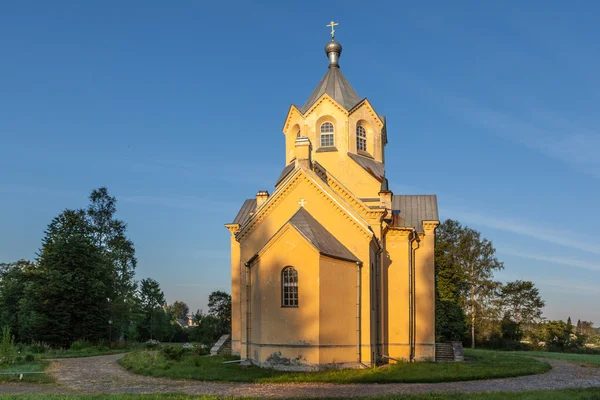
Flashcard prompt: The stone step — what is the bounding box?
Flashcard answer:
[210,334,232,356]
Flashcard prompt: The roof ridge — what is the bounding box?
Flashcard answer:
[300,67,362,113]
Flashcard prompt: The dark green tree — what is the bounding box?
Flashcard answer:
[208,291,231,336]
[500,280,545,325]
[86,187,137,340]
[0,260,33,342]
[435,220,467,341]
[20,210,112,346]
[168,301,190,320]
[138,278,166,340]
[580,321,595,336]
[434,220,503,348]
[189,314,222,346]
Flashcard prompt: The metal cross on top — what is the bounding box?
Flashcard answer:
[326,20,339,39]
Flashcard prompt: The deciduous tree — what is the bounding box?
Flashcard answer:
[500,280,545,325]
[208,291,231,336]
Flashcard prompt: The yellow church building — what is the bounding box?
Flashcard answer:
[225,26,439,370]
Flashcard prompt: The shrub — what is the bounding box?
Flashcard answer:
[145,339,160,350]
[0,326,16,366]
[29,342,51,354]
[16,356,24,362]
[160,345,186,361]
[25,354,35,362]
[70,339,92,351]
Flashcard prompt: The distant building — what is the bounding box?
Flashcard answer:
[174,314,197,328]
[225,26,439,370]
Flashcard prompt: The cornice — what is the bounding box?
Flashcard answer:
[422,220,440,233]
[348,99,384,128]
[282,105,304,133]
[224,223,240,235]
[304,93,348,117]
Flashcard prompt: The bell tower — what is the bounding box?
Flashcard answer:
[281,22,388,200]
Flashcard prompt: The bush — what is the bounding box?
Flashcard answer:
[25,354,35,362]
[160,345,187,361]
[0,326,16,366]
[29,342,51,354]
[15,356,23,362]
[70,339,92,351]
[145,339,160,350]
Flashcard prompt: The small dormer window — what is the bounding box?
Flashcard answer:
[357,124,367,152]
[320,122,335,147]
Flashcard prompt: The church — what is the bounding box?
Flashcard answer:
[225,24,439,370]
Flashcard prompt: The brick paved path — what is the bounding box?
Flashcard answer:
[1,354,599,398]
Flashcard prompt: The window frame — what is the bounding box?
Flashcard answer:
[356,124,367,152]
[281,266,299,308]
[320,122,335,148]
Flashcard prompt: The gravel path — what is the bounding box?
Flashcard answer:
[0,354,599,398]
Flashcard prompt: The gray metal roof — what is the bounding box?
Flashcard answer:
[391,195,439,233]
[300,67,362,113]
[289,208,359,263]
[348,153,385,182]
[232,198,256,226]
[275,162,295,187]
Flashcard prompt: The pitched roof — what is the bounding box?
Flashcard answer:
[232,198,256,226]
[391,195,439,233]
[289,208,359,263]
[348,153,385,182]
[275,162,295,187]
[299,67,362,113]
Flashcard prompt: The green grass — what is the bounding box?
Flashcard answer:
[1,388,600,399]
[37,348,130,359]
[119,348,550,384]
[0,360,53,383]
[504,350,600,367]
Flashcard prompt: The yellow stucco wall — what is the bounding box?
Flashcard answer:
[281,96,384,200]
[384,229,411,361]
[229,92,437,369]
[414,223,438,360]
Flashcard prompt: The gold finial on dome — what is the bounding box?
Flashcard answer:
[325,21,342,68]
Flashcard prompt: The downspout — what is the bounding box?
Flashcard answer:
[244,259,254,362]
[356,261,366,367]
[409,231,417,362]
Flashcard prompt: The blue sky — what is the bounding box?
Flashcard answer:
[1,1,599,323]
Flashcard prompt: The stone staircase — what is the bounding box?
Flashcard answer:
[210,334,232,356]
[435,341,464,362]
[435,343,455,362]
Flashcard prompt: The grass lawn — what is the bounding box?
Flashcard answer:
[1,388,600,399]
[0,360,53,383]
[37,348,130,359]
[119,348,550,384]
[504,350,600,367]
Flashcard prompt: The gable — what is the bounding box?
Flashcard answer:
[248,208,359,265]
[289,208,359,263]
[237,168,372,242]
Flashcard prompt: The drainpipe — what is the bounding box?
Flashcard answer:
[244,260,254,362]
[409,231,419,362]
[356,261,363,366]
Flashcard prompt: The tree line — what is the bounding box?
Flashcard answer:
[0,187,231,348]
[435,219,599,351]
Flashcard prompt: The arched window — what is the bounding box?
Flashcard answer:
[320,122,335,147]
[356,124,367,152]
[282,267,298,307]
